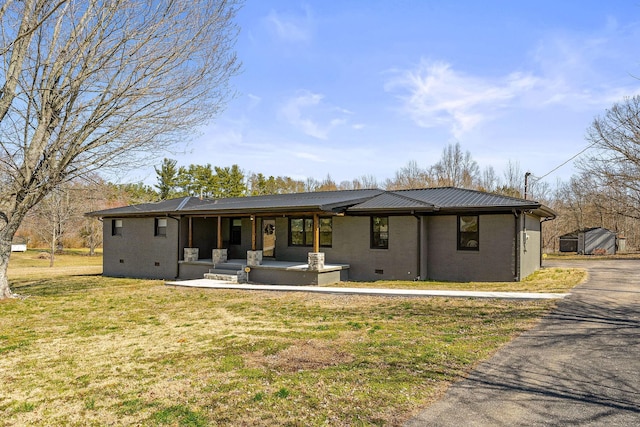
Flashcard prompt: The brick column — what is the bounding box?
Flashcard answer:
[184,248,199,262]
[247,250,263,266]
[212,249,227,265]
[307,252,324,271]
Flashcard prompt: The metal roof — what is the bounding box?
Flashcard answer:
[346,191,435,212]
[394,187,539,208]
[87,187,555,218]
[86,196,210,217]
[87,189,384,217]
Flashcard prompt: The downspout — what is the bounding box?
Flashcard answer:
[513,210,520,281]
[413,213,428,281]
[414,213,421,280]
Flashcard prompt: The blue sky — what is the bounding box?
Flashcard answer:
[132,1,640,189]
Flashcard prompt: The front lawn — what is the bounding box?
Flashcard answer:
[0,253,583,426]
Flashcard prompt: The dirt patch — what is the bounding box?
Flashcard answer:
[247,339,354,372]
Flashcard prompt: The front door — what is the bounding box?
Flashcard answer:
[262,219,276,257]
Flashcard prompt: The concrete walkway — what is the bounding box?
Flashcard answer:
[405,259,640,426]
[165,279,568,300]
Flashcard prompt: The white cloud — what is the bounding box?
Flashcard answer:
[295,151,324,162]
[526,26,640,109]
[246,94,262,110]
[265,8,313,43]
[386,60,539,138]
[279,90,350,139]
[386,22,640,139]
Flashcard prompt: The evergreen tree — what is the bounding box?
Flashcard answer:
[155,158,179,200]
[215,165,246,197]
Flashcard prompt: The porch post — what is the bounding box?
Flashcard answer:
[247,214,262,266]
[308,213,324,271]
[313,213,320,253]
[212,216,227,265]
[188,217,193,248]
[251,215,256,251]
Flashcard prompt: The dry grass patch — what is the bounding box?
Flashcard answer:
[246,338,356,372]
[1,253,566,426]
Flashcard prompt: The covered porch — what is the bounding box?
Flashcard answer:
[178,212,348,285]
[178,258,349,286]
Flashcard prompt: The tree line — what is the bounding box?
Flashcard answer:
[154,142,546,200]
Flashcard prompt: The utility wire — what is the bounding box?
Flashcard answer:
[531,141,598,182]
[531,99,640,182]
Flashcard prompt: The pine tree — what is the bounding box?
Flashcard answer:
[155,158,179,200]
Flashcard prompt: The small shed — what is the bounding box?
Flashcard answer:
[559,227,617,255]
[10,237,27,252]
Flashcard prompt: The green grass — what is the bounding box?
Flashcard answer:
[0,251,585,426]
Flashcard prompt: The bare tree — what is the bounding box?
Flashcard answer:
[577,95,640,219]
[0,0,241,298]
[501,160,524,196]
[31,186,75,266]
[478,165,500,193]
[430,143,479,188]
[384,160,431,190]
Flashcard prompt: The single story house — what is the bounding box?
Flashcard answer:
[87,187,556,284]
[559,227,617,255]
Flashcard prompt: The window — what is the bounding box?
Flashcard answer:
[112,219,123,236]
[289,217,332,247]
[155,218,167,237]
[319,218,332,247]
[458,215,479,251]
[230,218,242,245]
[371,216,388,249]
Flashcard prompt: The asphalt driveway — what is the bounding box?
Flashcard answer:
[405,259,640,426]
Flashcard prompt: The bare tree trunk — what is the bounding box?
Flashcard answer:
[50,219,56,268]
[0,232,14,298]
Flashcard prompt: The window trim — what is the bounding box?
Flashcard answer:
[370,216,389,249]
[457,215,479,251]
[288,216,332,248]
[112,219,123,236]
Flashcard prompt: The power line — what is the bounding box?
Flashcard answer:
[532,97,640,182]
[531,141,598,182]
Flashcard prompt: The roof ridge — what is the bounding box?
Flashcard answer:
[385,190,435,207]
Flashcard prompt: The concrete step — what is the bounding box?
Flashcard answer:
[212,262,244,271]
[203,272,239,283]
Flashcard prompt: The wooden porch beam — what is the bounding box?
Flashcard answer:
[313,213,320,253]
[251,215,256,251]
[217,216,222,249]
[188,217,193,247]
